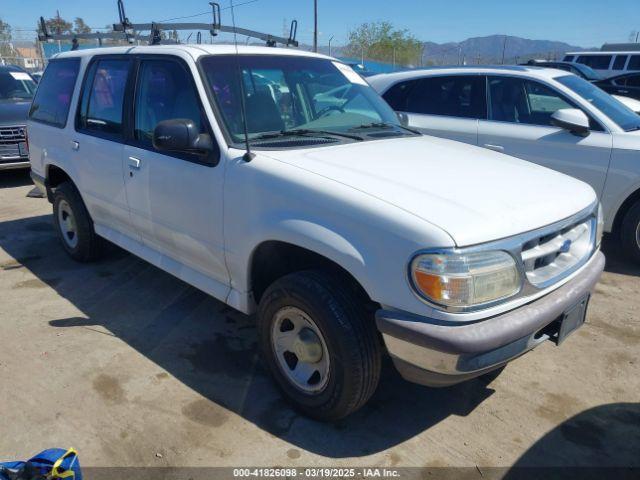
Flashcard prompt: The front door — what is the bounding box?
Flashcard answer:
[478,76,612,197]
[123,56,229,289]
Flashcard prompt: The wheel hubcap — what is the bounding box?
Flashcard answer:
[57,200,78,249]
[271,306,330,393]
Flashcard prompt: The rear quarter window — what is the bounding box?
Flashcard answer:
[29,58,80,128]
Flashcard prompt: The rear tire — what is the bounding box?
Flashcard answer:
[53,182,103,262]
[258,270,381,421]
[620,200,640,263]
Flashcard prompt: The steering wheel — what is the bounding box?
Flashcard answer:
[317,105,345,118]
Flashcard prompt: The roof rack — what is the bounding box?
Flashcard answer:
[38,0,298,48]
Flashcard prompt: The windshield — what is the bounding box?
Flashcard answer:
[0,71,37,100]
[556,75,640,131]
[200,54,409,147]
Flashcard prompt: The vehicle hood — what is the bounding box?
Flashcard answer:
[263,135,596,246]
[0,100,31,126]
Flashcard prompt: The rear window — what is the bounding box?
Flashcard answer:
[576,55,612,70]
[613,55,628,70]
[403,75,487,119]
[29,58,80,128]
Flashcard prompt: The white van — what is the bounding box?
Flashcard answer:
[564,51,640,78]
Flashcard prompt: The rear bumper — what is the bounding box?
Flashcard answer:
[376,250,605,387]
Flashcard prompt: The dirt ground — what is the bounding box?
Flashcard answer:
[0,169,638,471]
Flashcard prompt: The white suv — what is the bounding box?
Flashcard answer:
[369,66,640,262]
[28,46,604,420]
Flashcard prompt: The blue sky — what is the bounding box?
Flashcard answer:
[2,0,637,47]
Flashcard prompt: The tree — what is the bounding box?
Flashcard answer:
[343,21,422,67]
[0,17,13,58]
[0,17,11,42]
[73,17,91,34]
[45,12,72,35]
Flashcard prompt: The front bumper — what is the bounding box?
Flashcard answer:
[0,159,30,171]
[376,250,605,387]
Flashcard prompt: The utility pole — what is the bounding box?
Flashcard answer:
[328,35,334,57]
[501,35,507,64]
[313,0,318,53]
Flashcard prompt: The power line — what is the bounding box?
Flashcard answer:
[158,0,259,23]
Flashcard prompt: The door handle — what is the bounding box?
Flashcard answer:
[128,156,141,169]
[618,90,629,94]
[483,144,504,152]
[71,141,80,151]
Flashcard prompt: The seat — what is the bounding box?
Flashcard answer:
[244,91,285,133]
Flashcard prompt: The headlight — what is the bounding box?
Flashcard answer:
[410,250,521,309]
[596,203,604,247]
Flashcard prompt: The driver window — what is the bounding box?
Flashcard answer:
[134,59,204,146]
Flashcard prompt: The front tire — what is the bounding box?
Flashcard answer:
[258,270,381,421]
[53,182,102,262]
[620,200,640,263]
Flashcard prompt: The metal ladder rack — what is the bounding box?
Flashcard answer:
[37,0,298,49]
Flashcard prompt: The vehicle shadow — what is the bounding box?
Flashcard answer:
[504,403,640,477]
[0,213,495,458]
[600,234,640,276]
[0,169,32,189]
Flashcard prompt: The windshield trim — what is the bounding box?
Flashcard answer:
[196,53,412,151]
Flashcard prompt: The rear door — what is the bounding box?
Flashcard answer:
[478,75,612,196]
[73,56,137,240]
[382,75,485,146]
[122,55,229,290]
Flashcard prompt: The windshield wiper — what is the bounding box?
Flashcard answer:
[350,121,421,135]
[252,128,363,142]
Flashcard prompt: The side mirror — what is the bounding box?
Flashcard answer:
[153,119,213,154]
[551,109,590,136]
[397,112,410,127]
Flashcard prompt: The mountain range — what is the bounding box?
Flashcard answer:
[318,35,594,67]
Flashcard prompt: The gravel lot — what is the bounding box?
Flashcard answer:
[0,169,638,471]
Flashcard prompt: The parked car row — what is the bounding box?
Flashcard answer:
[564,51,640,78]
[24,45,609,420]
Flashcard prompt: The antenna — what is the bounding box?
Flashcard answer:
[229,0,254,162]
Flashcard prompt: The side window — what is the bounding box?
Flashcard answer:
[29,58,80,128]
[628,55,640,70]
[626,75,640,87]
[613,55,628,70]
[577,55,612,70]
[563,55,575,62]
[134,59,206,149]
[382,79,419,111]
[488,76,602,131]
[77,59,130,138]
[404,76,486,119]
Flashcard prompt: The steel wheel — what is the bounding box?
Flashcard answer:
[271,306,330,393]
[57,199,78,249]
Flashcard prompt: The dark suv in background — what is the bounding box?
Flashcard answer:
[0,65,37,171]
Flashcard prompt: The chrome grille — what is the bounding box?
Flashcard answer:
[0,125,27,161]
[521,218,594,287]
